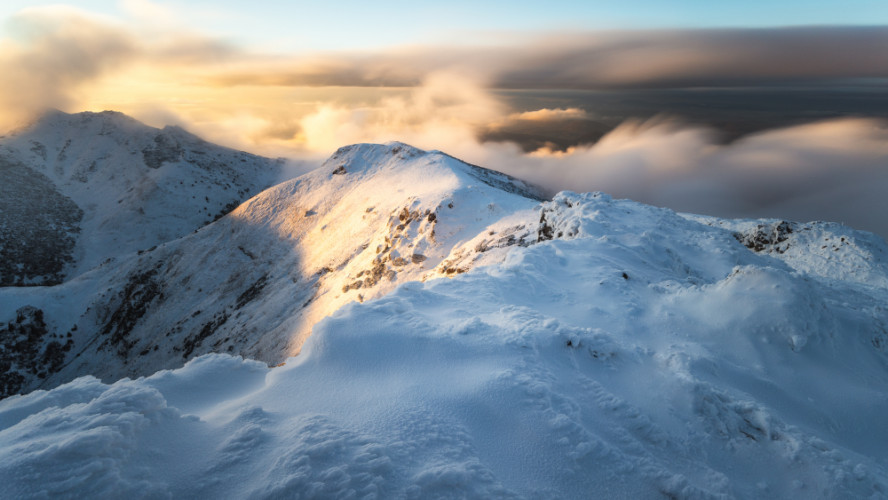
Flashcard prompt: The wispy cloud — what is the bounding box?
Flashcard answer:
[0,6,135,125]
[0,5,238,128]
[293,72,503,153]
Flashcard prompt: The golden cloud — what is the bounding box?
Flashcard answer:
[508,108,590,121]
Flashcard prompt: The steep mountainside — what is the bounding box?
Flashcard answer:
[1,167,887,498]
[0,110,282,285]
[0,142,543,398]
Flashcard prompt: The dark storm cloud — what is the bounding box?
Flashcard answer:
[490,27,888,89]
[204,27,888,89]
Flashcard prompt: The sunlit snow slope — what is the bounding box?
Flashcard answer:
[2,158,888,498]
[0,141,541,398]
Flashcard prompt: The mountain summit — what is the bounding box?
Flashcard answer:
[0,139,545,397]
[1,123,887,498]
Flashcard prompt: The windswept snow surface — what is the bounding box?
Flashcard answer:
[3,190,888,498]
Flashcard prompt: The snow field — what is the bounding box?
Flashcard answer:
[2,185,887,498]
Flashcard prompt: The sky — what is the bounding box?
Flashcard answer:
[2,1,888,237]
[3,1,888,50]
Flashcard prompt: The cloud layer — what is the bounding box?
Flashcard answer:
[2,4,887,239]
[3,5,888,128]
[480,119,888,238]
[197,27,888,89]
[489,28,888,89]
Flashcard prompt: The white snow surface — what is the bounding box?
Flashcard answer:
[2,167,888,498]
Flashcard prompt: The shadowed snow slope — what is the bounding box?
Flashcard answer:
[2,179,888,498]
[0,110,282,285]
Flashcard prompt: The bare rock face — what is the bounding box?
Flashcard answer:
[734,221,795,253]
[0,157,82,286]
[141,132,184,169]
[0,306,71,398]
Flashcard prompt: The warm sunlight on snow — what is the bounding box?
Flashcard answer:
[2,1,888,498]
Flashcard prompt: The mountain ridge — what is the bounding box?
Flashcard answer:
[0,135,886,497]
[0,138,547,398]
[2,131,886,401]
[0,110,283,285]
[1,114,888,497]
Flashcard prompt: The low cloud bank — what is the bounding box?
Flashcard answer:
[482,119,888,239]
[245,76,886,238]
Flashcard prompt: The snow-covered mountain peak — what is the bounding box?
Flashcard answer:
[321,141,544,200]
[327,140,424,164]
[0,140,547,396]
[20,109,148,144]
[0,111,282,285]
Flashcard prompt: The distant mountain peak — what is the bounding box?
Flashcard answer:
[32,109,143,129]
[0,110,283,287]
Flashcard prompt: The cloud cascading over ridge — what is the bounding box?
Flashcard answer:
[0,5,235,129]
[476,118,888,238]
